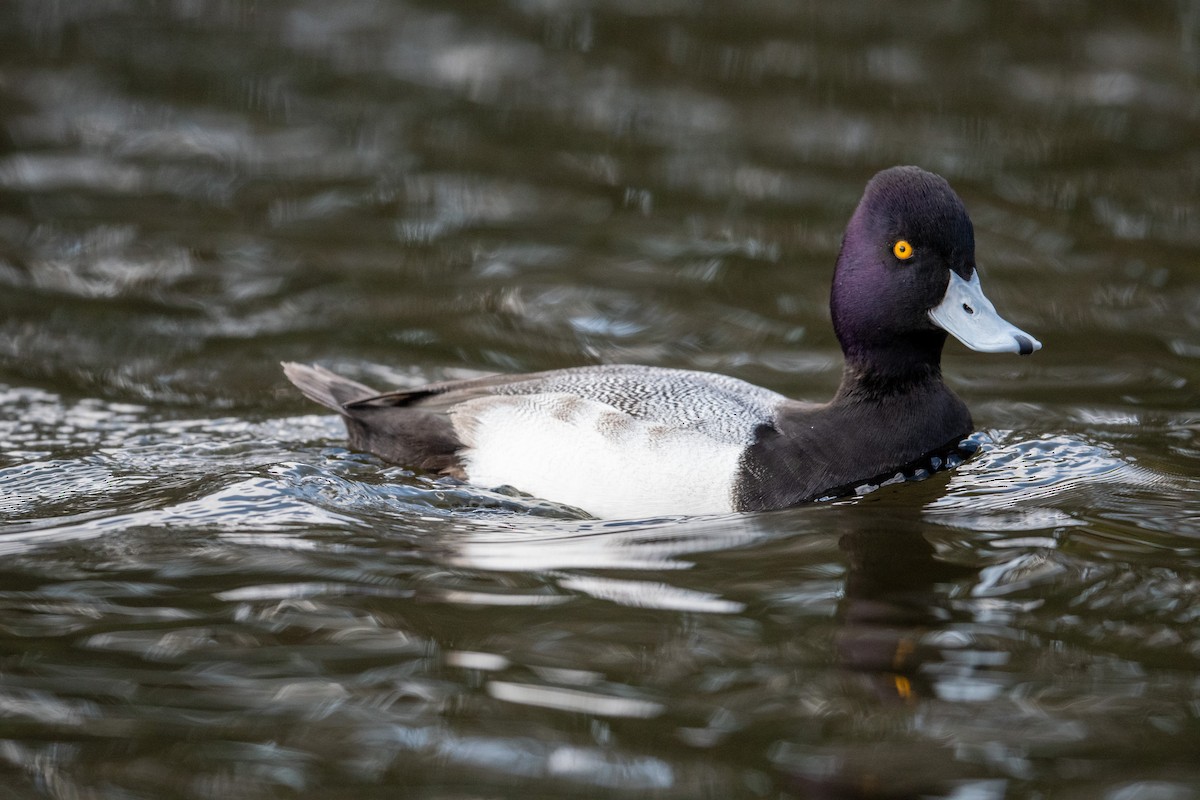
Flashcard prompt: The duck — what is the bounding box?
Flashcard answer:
[284,166,1040,519]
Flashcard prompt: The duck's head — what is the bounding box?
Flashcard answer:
[831,166,1040,374]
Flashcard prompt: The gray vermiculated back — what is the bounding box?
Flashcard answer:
[481,364,785,445]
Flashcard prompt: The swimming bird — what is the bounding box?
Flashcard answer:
[284,166,1040,518]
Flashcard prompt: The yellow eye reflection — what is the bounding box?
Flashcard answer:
[893,239,914,260]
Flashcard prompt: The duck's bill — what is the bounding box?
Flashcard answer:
[929,271,1041,355]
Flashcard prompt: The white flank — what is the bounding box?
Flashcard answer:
[451,393,744,519]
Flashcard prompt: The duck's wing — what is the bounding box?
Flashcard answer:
[341,371,545,414]
[345,363,788,446]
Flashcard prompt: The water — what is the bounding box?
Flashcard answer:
[2,1,1199,797]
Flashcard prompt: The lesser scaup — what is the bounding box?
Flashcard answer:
[284,166,1040,518]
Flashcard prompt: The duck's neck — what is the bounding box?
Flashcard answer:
[834,332,947,403]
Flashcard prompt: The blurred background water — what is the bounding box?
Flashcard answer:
[1,1,1199,798]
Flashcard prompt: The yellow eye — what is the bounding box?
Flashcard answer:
[893,240,914,260]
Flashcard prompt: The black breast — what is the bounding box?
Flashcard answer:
[732,382,973,512]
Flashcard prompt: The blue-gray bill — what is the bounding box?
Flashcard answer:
[928,271,1041,355]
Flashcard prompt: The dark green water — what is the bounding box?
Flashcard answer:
[2,2,1199,798]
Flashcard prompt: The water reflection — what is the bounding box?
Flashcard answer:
[429,501,1034,797]
[438,513,771,572]
[836,524,971,687]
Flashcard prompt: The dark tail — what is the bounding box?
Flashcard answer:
[281,362,378,413]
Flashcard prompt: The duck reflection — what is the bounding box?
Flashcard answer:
[428,487,997,798]
[777,493,990,799]
[834,516,975,704]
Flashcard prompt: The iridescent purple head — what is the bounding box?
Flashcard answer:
[831,167,1039,374]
